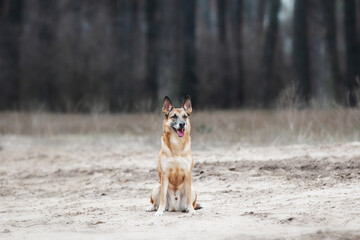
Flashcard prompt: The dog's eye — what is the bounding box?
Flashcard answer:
[171,114,177,119]
[183,115,187,119]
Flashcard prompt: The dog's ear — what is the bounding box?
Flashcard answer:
[182,95,192,115]
[162,96,173,116]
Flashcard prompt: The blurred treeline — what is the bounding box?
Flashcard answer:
[0,0,359,112]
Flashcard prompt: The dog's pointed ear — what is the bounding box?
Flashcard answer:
[182,95,192,115]
[162,96,173,116]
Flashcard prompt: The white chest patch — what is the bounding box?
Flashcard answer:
[163,156,191,173]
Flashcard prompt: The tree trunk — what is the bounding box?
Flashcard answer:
[157,0,180,100]
[37,0,58,110]
[321,0,339,101]
[231,0,245,106]
[344,0,359,107]
[145,0,159,110]
[127,0,139,111]
[307,0,331,105]
[0,0,23,109]
[217,0,232,108]
[357,1,360,50]
[109,0,131,111]
[256,0,266,37]
[181,0,197,105]
[259,0,280,107]
[293,0,311,102]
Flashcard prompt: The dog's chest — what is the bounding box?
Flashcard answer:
[163,156,191,173]
[163,157,191,187]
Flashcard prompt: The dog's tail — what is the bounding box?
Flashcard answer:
[194,203,203,210]
[193,192,203,210]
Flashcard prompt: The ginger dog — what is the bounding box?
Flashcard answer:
[147,96,200,216]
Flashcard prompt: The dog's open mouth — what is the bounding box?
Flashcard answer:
[173,128,185,138]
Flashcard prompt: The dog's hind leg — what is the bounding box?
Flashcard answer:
[146,184,160,212]
[180,184,201,212]
[184,173,196,214]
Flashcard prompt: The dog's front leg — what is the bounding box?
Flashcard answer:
[185,173,196,214]
[155,173,168,216]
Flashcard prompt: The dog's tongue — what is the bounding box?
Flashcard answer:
[177,129,185,137]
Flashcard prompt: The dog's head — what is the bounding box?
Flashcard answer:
[162,96,192,138]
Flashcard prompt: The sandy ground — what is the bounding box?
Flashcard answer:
[1,135,360,240]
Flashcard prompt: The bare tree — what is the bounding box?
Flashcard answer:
[293,0,311,102]
[127,0,139,111]
[344,0,359,107]
[157,0,181,100]
[145,0,159,110]
[259,0,281,106]
[181,0,197,105]
[217,0,232,108]
[321,0,341,101]
[231,0,245,106]
[0,0,23,109]
[256,0,266,36]
[37,0,58,110]
[109,0,132,111]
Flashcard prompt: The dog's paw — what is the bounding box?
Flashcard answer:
[146,206,155,212]
[188,209,197,215]
[154,210,164,216]
[183,207,197,215]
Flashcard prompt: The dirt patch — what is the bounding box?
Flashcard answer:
[0,136,360,239]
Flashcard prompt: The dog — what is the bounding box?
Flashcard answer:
[146,96,201,216]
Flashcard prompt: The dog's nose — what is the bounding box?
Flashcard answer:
[179,123,185,128]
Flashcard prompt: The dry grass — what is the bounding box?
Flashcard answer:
[0,108,359,146]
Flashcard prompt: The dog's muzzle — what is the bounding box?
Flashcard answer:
[175,127,185,137]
